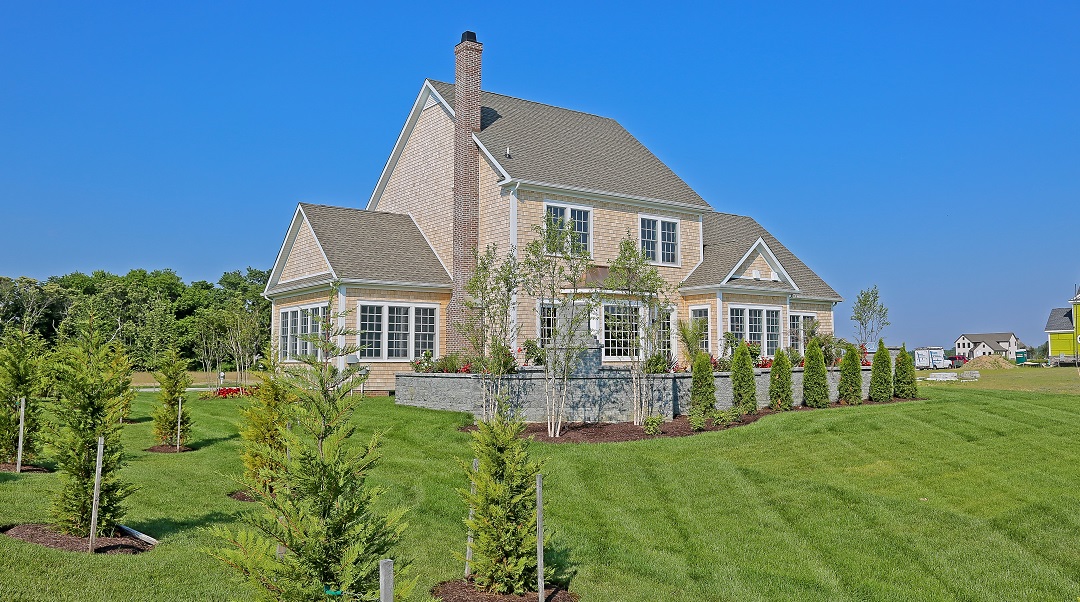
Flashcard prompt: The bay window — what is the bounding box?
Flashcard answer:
[729,305,782,357]
[279,305,328,361]
[358,303,438,360]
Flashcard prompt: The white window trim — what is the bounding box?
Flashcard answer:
[279,301,330,362]
[689,304,711,354]
[356,301,440,362]
[728,303,784,357]
[788,311,816,354]
[638,213,681,267]
[543,200,593,255]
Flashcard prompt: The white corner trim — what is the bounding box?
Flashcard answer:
[509,182,519,255]
[475,133,512,182]
[297,205,338,280]
[407,212,451,280]
[367,80,454,211]
[722,237,800,292]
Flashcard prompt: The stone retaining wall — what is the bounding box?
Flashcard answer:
[395,366,874,422]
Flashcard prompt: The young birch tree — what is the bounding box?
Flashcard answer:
[602,236,671,425]
[851,285,890,350]
[521,216,596,438]
[458,244,521,420]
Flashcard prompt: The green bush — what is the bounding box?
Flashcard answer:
[462,412,544,595]
[523,339,545,366]
[894,344,918,399]
[0,329,46,463]
[240,362,293,492]
[712,355,732,372]
[787,348,803,368]
[152,349,193,446]
[412,350,435,372]
[803,342,829,408]
[869,339,893,402]
[711,407,741,427]
[731,342,756,415]
[688,412,706,431]
[768,349,793,411]
[434,353,463,373]
[486,342,518,376]
[838,346,863,405]
[689,352,715,422]
[643,414,664,435]
[645,351,670,375]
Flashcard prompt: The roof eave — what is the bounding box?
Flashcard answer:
[501,179,711,213]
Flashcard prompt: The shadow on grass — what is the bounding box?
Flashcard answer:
[545,537,578,591]
[190,433,240,450]
[123,416,153,424]
[131,510,238,539]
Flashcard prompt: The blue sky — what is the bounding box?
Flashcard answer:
[1,1,1078,348]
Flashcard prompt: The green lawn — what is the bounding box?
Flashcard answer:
[2,373,1080,601]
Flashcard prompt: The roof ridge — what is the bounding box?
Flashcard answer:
[301,202,410,219]
[428,79,618,122]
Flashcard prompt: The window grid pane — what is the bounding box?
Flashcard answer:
[691,308,709,352]
[571,208,589,251]
[539,304,557,347]
[730,308,745,343]
[289,310,299,359]
[661,221,677,263]
[766,310,780,356]
[414,307,436,356]
[640,218,658,261]
[279,312,289,359]
[359,305,383,358]
[387,306,410,359]
[748,309,763,346]
[604,305,638,358]
[299,311,310,357]
[655,311,672,358]
[789,315,802,351]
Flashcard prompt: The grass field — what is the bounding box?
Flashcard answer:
[2,369,1080,601]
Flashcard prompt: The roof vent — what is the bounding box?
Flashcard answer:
[770,271,779,281]
[752,269,761,280]
[461,31,477,43]
[505,146,511,158]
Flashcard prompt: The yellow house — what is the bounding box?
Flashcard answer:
[1045,291,1080,364]
[264,32,842,392]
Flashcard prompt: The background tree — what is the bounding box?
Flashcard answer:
[152,348,193,447]
[838,345,863,405]
[49,313,135,536]
[803,342,830,408]
[0,328,46,462]
[603,236,671,425]
[869,339,893,402]
[769,349,793,411]
[731,341,757,415]
[894,344,918,399]
[521,216,597,437]
[850,285,890,350]
[461,411,545,595]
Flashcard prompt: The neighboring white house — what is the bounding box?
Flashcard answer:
[954,333,1020,360]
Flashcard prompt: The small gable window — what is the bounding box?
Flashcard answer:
[640,216,678,265]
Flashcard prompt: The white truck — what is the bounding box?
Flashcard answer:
[913,346,950,370]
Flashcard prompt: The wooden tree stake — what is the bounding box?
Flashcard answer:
[379,558,394,602]
[15,397,26,473]
[88,436,104,553]
[536,472,544,602]
[176,393,183,452]
[465,457,478,577]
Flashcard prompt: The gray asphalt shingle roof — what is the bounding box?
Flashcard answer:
[298,203,450,286]
[682,212,841,301]
[428,80,710,209]
[1046,308,1074,332]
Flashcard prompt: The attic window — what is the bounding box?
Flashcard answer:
[770,271,779,282]
[752,270,762,280]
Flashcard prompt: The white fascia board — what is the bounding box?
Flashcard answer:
[475,134,512,182]
[298,205,338,280]
[265,277,337,299]
[407,212,451,281]
[721,237,800,293]
[339,278,453,291]
[367,80,454,211]
[501,179,710,214]
[1046,329,1074,333]
[265,205,308,297]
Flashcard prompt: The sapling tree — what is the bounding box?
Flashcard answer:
[869,339,893,402]
[521,216,597,437]
[50,312,135,536]
[209,287,408,600]
[602,236,671,425]
[461,410,545,595]
[803,341,830,408]
[458,244,521,420]
[239,345,293,492]
[0,328,46,462]
[838,345,863,405]
[152,348,193,447]
[894,344,918,399]
[731,341,756,415]
[769,349,793,411]
[851,285,890,350]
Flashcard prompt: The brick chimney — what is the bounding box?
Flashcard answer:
[448,31,482,353]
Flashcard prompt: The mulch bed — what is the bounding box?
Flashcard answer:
[145,445,194,453]
[433,579,578,602]
[464,397,921,444]
[1,523,153,554]
[228,490,256,502]
[0,463,51,473]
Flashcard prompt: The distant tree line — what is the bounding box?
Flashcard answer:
[0,267,270,374]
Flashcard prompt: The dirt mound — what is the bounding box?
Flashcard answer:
[962,355,1017,370]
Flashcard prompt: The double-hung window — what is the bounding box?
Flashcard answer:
[603,304,639,359]
[690,306,710,353]
[538,303,557,347]
[729,305,782,357]
[789,313,815,354]
[279,305,328,361]
[545,202,591,254]
[653,308,674,359]
[358,303,438,360]
[640,216,678,264]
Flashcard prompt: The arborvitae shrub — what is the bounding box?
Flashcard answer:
[894,344,918,399]
[731,342,756,415]
[50,321,135,536]
[0,329,46,462]
[689,352,715,429]
[152,349,193,446]
[803,342,829,408]
[869,339,893,402]
[463,411,544,595]
[769,349,793,411]
[240,367,292,491]
[838,346,863,405]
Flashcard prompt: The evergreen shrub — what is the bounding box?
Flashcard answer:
[152,349,193,446]
[731,342,756,415]
[869,339,893,402]
[838,345,863,405]
[894,344,918,399]
[0,329,46,462]
[769,349,793,411]
[803,342,830,408]
[689,352,715,428]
